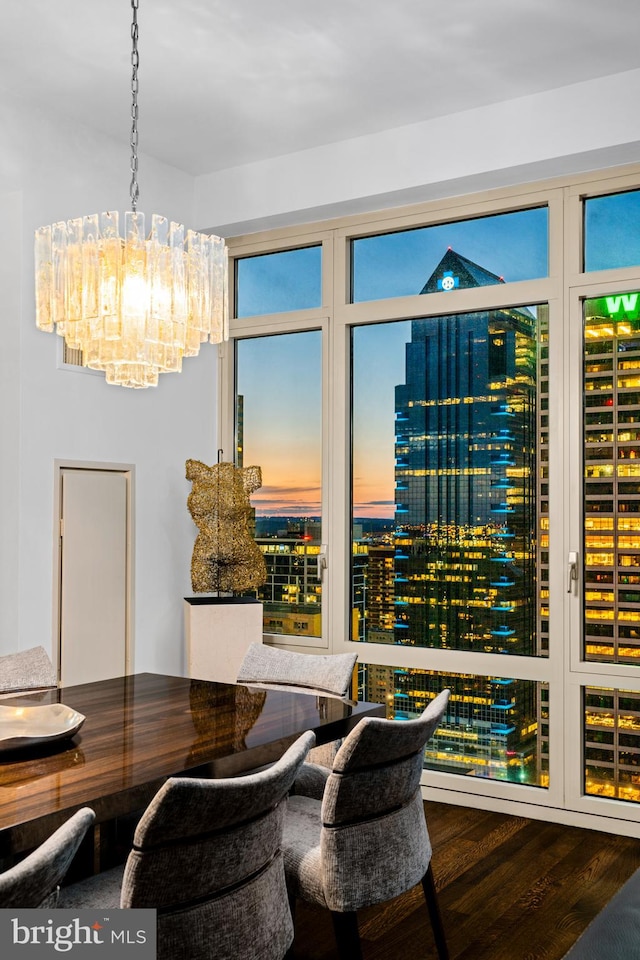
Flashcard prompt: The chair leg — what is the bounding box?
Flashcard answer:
[288,892,297,927]
[284,894,296,958]
[331,910,362,960]
[421,862,449,960]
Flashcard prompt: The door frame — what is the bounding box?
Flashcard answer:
[52,459,135,682]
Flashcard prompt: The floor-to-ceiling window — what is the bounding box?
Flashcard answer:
[222,167,640,834]
[575,187,640,808]
[236,330,323,642]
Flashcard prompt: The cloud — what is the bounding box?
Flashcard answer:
[256,505,321,517]
[257,485,321,496]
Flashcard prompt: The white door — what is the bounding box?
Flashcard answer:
[59,468,129,686]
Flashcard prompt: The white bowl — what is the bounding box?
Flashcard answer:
[0,702,85,752]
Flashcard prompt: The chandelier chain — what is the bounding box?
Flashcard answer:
[130,0,140,211]
[34,0,228,389]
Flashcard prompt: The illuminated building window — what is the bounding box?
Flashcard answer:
[585,685,640,804]
[360,665,547,786]
[585,292,640,665]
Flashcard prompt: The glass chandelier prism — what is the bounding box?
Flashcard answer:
[34,0,228,389]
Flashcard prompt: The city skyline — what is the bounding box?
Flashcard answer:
[246,246,547,784]
[236,189,640,798]
[236,207,549,518]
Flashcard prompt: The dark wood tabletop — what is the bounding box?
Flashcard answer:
[0,672,385,859]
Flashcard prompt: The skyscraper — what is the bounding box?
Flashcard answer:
[361,248,545,782]
[393,249,538,657]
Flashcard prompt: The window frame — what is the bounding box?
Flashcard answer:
[220,230,333,648]
[221,164,640,836]
[561,170,640,822]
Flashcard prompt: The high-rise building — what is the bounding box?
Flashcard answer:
[393,249,538,657]
[359,248,547,783]
[580,294,640,802]
[363,544,395,642]
[256,520,322,637]
[583,294,640,662]
[364,664,543,783]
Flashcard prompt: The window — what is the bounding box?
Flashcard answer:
[235,246,322,318]
[584,190,640,272]
[235,330,323,641]
[352,303,548,661]
[583,292,640,663]
[360,665,548,786]
[223,163,640,831]
[351,207,548,303]
[585,686,640,802]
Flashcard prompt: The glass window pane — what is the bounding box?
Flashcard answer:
[583,292,640,663]
[236,331,322,638]
[351,207,548,303]
[352,294,548,656]
[584,190,640,273]
[235,246,322,318]
[585,685,640,802]
[360,665,548,786]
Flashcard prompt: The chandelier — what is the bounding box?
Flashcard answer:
[34,0,228,388]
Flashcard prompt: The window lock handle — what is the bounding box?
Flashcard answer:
[317,548,327,582]
[567,551,579,593]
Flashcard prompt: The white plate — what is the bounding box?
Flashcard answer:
[0,703,85,752]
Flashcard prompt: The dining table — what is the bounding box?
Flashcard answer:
[0,672,385,867]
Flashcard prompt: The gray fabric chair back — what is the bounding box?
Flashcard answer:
[0,807,95,907]
[237,643,357,699]
[122,729,315,960]
[319,689,450,912]
[0,645,57,694]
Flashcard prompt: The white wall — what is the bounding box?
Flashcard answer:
[0,91,217,675]
[196,68,640,236]
[0,191,22,647]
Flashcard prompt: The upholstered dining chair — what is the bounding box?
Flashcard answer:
[0,807,95,907]
[237,642,358,766]
[0,645,57,696]
[58,730,315,960]
[282,688,451,960]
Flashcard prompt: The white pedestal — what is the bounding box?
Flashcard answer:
[184,596,263,684]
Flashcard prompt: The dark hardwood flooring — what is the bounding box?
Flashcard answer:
[290,800,640,960]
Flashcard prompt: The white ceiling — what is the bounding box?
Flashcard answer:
[3,0,640,177]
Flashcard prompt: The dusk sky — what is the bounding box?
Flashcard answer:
[237,323,413,519]
[237,330,323,517]
[232,196,640,519]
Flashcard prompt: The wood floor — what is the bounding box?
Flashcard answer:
[290,800,640,960]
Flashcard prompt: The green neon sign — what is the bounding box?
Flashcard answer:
[604,293,640,319]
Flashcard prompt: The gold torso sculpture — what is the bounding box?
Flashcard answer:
[186,459,267,594]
